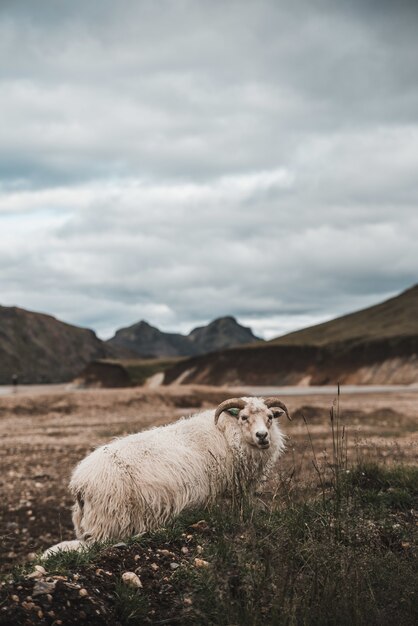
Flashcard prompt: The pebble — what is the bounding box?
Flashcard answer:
[11,595,19,602]
[190,520,209,532]
[183,597,193,606]
[79,588,88,597]
[150,563,159,571]
[158,549,172,557]
[181,546,189,555]
[33,580,57,597]
[170,562,179,570]
[122,572,143,588]
[28,565,47,580]
[194,558,209,568]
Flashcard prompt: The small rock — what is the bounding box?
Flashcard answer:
[22,601,35,611]
[28,564,47,579]
[11,595,19,602]
[79,588,88,597]
[150,563,159,571]
[196,545,203,554]
[170,562,179,570]
[158,549,172,557]
[194,558,209,568]
[37,610,43,619]
[27,553,37,561]
[113,542,127,548]
[184,597,193,606]
[63,582,81,590]
[46,594,53,603]
[190,520,209,532]
[33,580,57,597]
[122,572,143,588]
[181,546,189,555]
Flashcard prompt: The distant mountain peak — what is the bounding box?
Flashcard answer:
[107,315,261,358]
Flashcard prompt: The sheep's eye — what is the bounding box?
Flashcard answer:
[227,408,240,417]
[273,410,284,418]
[241,414,249,421]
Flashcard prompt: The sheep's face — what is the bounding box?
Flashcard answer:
[228,398,284,450]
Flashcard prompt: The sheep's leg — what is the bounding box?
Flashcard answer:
[41,539,86,558]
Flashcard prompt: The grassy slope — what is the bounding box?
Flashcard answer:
[269,284,418,347]
[1,453,417,624]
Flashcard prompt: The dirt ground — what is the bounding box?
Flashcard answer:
[1,384,417,575]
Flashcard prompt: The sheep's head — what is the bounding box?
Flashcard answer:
[214,396,291,450]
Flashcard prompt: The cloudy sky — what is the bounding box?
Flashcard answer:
[1,0,417,339]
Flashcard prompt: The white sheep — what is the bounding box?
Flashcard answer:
[44,396,290,556]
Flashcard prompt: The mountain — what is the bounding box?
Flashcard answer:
[270,284,418,347]
[0,306,113,384]
[107,316,260,358]
[107,321,194,358]
[189,316,259,353]
[163,285,418,386]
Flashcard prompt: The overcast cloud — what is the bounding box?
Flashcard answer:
[1,0,417,339]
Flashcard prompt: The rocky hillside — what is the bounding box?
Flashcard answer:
[0,306,113,384]
[107,316,260,358]
[163,285,418,386]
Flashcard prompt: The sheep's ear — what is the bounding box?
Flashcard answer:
[214,398,246,425]
[227,408,240,417]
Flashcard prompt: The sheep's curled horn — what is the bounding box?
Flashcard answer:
[214,398,246,425]
[214,397,291,425]
[264,397,292,421]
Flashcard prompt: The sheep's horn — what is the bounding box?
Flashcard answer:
[264,397,292,421]
[214,398,246,425]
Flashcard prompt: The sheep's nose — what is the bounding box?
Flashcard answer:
[256,431,268,441]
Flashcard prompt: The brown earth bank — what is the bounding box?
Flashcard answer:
[163,336,418,386]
